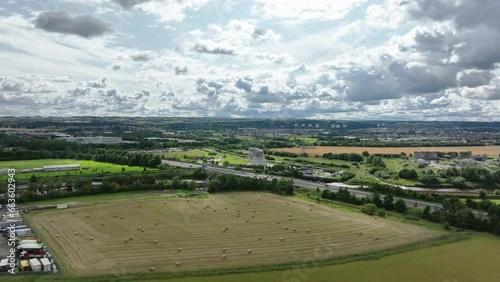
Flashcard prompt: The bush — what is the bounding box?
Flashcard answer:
[361,203,378,215]
[444,222,451,230]
[377,208,386,217]
[398,168,418,180]
[495,190,500,196]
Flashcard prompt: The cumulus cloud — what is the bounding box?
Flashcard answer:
[192,42,236,55]
[130,50,156,61]
[111,0,152,9]
[174,66,188,75]
[33,11,113,38]
[87,77,108,88]
[457,70,494,88]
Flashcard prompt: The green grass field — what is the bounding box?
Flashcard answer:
[163,149,249,165]
[158,236,500,282]
[0,159,145,181]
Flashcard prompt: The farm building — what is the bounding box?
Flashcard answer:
[414,151,439,161]
[42,164,80,172]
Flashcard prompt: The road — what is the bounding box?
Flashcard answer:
[162,160,443,211]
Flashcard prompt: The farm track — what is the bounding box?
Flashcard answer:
[28,192,441,274]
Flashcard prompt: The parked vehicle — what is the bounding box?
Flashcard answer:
[18,243,46,259]
[40,258,51,272]
[29,258,41,272]
[2,225,26,236]
[19,260,29,272]
[0,259,8,272]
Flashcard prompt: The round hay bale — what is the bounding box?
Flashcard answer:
[124,239,128,243]
[284,226,288,230]
[120,216,124,219]
[374,216,378,219]
[247,249,252,254]
[289,218,292,221]
[89,237,94,240]
[293,201,295,203]
[358,231,363,235]
[50,219,54,223]
[225,226,228,230]
[74,232,78,236]
[213,209,216,212]
[222,248,226,252]
[310,204,313,206]
[137,205,141,208]
[155,222,159,225]
[195,201,198,204]
[150,267,154,271]
[257,198,260,201]
[253,209,256,213]
[137,227,141,231]
[280,237,284,241]
[114,215,117,218]
[375,236,379,240]
[237,209,240,212]
[236,214,240,217]
[206,205,210,208]
[258,236,262,240]
[230,195,233,198]
[251,215,254,218]
[287,203,290,205]
[178,248,182,252]
[141,229,145,232]
[225,207,227,210]
[247,202,250,205]
[153,240,158,244]
[307,229,310,233]
[176,262,180,266]
[164,201,166,204]
[293,228,296,232]
[72,212,76,214]
[55,235,59,238]
[246,219,249,223]
[187,200,190,202]
[130,236,134,240]
[222,254,226,259]
[289,214,292,217]
[86,214,90,218]
[101,222,105,226]
[276,220,280,224]
[222,229,226,233]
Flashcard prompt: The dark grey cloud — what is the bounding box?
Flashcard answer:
[1,81,23,92]
[193,43,235,55]
[88,78,107,88]
[235,77,253,93]
[112,0,152,9]
[457,70,494,88]
[160,91,175,101]
[252,28,266,38]
[130,51,155,62]
[33,11,113,38]
[111,64,122,71]
[174,66,188,75]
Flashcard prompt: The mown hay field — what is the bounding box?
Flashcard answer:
[29,192,441,275]
[276,146,500,156]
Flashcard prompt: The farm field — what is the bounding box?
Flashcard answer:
[160,236,500,282]
[276,146,500,156]
[27,192,441,275]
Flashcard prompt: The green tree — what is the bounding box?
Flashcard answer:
[171,176,182,189]
[361,203,378,215]
[422,206,431,220]
[362,151,370,157]
[223,161,230,167]
[372,191,383,208]
[394,199,407,213]
[29,175,38,183]
[383,194,394,210]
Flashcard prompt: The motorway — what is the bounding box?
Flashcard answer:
[162,160,443,211]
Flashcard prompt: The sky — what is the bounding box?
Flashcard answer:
[0,0,499,120]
